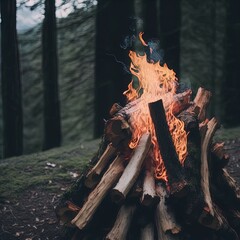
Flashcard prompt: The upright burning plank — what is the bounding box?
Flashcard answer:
[149,99,189,198]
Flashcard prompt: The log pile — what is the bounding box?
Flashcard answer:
[56,87,240,240]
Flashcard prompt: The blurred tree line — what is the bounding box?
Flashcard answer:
[0,0,240,158]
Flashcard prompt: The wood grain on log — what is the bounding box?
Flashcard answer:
[155,183,181,235]
[71,155,125,230]
[140,222,155,240]
[141,156,160,207]
[111,133,152,204]
[109,103,123,116]
[117,90,192,118]
[85,144,117,189]
[193,87,212,122]
[201,117,219,216]
[105,115,132,147]
[106,204,136,240]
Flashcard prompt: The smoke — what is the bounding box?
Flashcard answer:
[121,17,165,65]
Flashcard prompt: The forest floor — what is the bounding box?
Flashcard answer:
[0,127,240,240]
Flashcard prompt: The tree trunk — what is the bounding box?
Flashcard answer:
[42,0,61,150]
[224,0,240,126]
[159,0,181,76]
[94,0,134,137]
[0,0,23,158]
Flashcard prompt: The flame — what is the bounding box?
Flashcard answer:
[124,33,188,181]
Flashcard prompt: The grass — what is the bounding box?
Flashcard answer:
[0,138,100,200]
[214,125,240,141]
[0,125,239,201]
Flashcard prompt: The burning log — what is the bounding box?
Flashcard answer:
[85,143,117,189]
[111,133,152,204]
[71,155,125,230]
[106,204,136,240]
[149,100,189,198]
[117,89,192,119]
[141,155,160,207]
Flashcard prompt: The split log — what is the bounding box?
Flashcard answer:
[105,115,132,147]
[141,155,160,207]
[85,143,117,189]
[201,117,219,216]
[199,117,224,230]
[71,155,125,230]
[149,100,189,198]
[118,89,192,118]
[106,204,136,240]
[111,133,152,204]
[128,174,143,200]
[109,103,123,116]
[193,87,212,122]
[155,183,181,235]
[140,222,155,240]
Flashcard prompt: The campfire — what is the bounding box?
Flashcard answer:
[56,33,240,240]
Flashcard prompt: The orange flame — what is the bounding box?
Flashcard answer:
[124,32,188,181]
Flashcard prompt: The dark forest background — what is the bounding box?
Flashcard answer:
[0,0,240,159]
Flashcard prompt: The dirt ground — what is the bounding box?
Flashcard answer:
[0,138,239,240]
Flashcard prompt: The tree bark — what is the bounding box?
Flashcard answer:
[71,155,125,230]
[94,0,134,137]
[85,144,117,189]
[42,0,61,150]
[141,156,160,207]
[1,0,23,158]
[106,204,136,240]
[193,87,212,122]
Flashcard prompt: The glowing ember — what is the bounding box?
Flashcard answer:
[123,33,188,181]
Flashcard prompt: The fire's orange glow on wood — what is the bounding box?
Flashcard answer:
[124,33,188,181]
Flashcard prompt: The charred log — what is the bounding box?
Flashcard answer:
[149,100,189,198]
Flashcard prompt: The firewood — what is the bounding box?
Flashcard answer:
[105,115,132,147]
[140,222,155,240]
[117,89,192,118]
[141,155,160,207]
[85,143,117,189]
[109,103,123,116]
[111,133,152,204]
[106,204,136,240]
[212,168,240,210]
[71,155,125,230]
[199,117,225,230]
[201,118,219,216]
[128,174,143,200]
[149,100,189,198]
[211,142,230,168]
[155,183,181,235]
[193,87,212,122]
[177,108,206,220]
